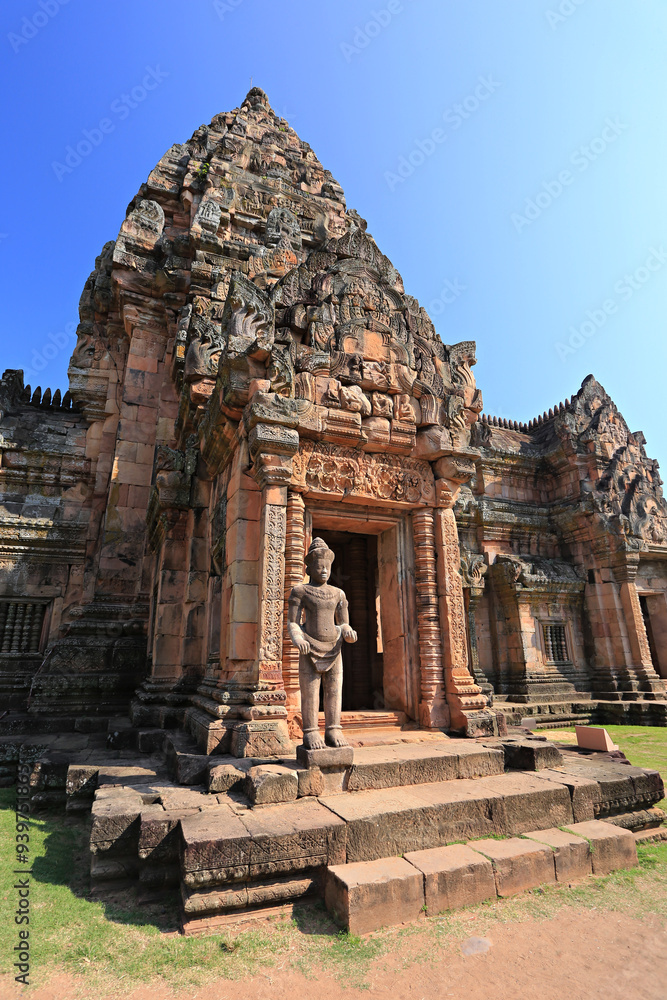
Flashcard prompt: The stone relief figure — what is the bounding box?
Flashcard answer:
[287,537,358,749]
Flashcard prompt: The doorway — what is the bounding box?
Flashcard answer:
[316,529,383,711]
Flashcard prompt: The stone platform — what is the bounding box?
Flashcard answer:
[2,728,663,933]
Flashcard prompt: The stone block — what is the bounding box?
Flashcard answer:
[296,745,353,769]
[325,857,424,934]
[138,806,199,862]
[528,768,602,822]
[208,763,248,794]
[321,780,505,862]
[180,797,346,888]
[522,827,592,881]
[497,737,563,771]
[467,837,556,897]
[565,820,637,875]
[230,721,292,758]
[297,766,324,797]
[476,772,574,833]
[90,788,144,854]
[446,741,505,779]
[404,844,496,914]
[245,764,298,804]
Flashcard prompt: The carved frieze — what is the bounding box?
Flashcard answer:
[292,442,434,506]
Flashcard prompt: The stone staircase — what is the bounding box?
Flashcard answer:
[3,726,664,935]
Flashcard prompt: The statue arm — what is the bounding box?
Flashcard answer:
[336,590,357,644]
[287,590,310,653]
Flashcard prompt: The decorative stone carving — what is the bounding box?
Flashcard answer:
[292,442,435,505]
[287,538,357,749]
[193,198,222,234]
[265,206,302,250]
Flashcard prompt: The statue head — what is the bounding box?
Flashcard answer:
[305,537,335,584]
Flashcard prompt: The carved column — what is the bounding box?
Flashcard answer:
[412,507,449,728]
[434,500,496,735]
[283,490,306,718]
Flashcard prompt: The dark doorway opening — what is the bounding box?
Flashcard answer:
[316,529,383,711]
[639,595,661,674]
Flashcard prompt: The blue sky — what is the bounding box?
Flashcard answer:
[1,0,666,471]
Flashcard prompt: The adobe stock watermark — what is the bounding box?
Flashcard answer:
[213,0,244,21]
[340,0,413,62]
[385,75,501,191]
[511,117,628,234]
[13,756,32,986]
[556,246,667,361]
[8,0,71,54]
[24,322,77,382]
[546,0,588,30]
[427,277,467,317]
[51,65,169,182]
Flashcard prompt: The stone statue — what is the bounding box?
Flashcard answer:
[287,537,358,749]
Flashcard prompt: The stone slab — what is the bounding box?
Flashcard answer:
[467,837,556,897]
[182,874,319,915]
[404,844,496,913]
[522,827,592,881]
[565,820,638,875]
[325,856,424,934]
[527,768,601,821]
[320,779,506,861]
[180,797,346,887]
[296,745,353,770]
[474,773,574,833]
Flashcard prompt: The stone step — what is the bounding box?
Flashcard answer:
[177,769,577,898]
[324,820,638,934]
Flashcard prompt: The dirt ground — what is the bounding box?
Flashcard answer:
[6,908,666,1000]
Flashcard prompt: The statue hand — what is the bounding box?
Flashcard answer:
[341,625,357,643]
[295,636,311,654]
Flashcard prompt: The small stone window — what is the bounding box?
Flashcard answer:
[542,622,570,664]
[0,600,47,655]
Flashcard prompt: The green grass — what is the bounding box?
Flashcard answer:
[1,724,666,995]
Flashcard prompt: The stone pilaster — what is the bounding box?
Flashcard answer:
[282,490,306,719]
[433,504,492,734]
[411,507,449,729]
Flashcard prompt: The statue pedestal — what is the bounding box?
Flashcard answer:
[296,744,354,770]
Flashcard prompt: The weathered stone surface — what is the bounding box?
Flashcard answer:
[528,768,602,822]
[522,827,592,882]
[468,837,556,897]
[245,764,298,804]
[182,874,319,915]
[404,844,496,913]
[321,780,504,862]
[180,798,346,887]
[325,857,424,934]
[495,737,563,771]
[296,745,354,770]
[565,820,638,874]
[90,788,144,854]
[208,763,248,794]
[474,772,574,833]
[297,766,324,797]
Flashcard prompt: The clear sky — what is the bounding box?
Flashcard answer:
[1,0,666,470]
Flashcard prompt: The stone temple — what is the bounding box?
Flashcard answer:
[1,89,665,931]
